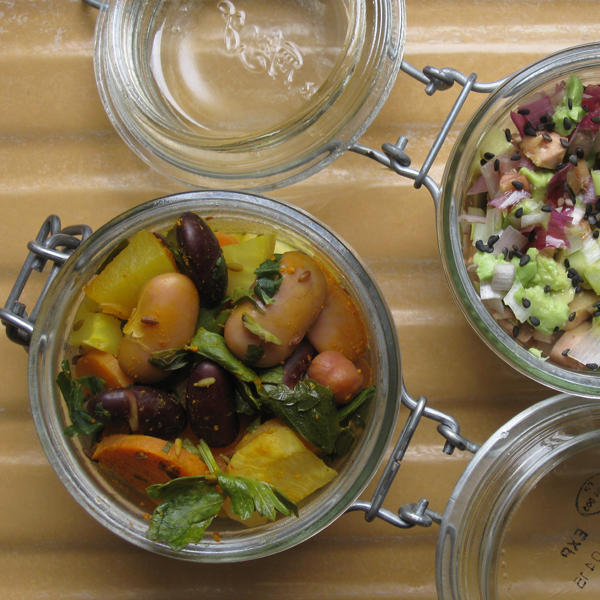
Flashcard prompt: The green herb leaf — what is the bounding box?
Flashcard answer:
[231,288,265,312]
[149,347,190,371]
[217,473,298,521]
[146,477,225,551]
[234,380,261,414]
[211,255,227,282]
[241,313,281,345]
[146,441,298,549]
[260,379,341,454]
[56,359,105,438]
[337,386,375,425]
[253,255,283,306]
[188,328,261,387]
[244,344,265,366]
[196,301,232,334]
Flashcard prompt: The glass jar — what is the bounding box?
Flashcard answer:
[438,43,600,398]
[437,392,600,599]
[24,190,401,561]
[93,0,405,191]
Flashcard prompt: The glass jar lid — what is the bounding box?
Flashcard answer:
[93,0,406,191]
[437,392,600,599]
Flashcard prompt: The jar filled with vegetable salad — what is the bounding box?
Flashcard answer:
[27,191,400,561]
[439,43,600,397]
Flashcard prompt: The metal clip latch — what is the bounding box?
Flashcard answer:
[347,385,479,530]
[0,215,92,347]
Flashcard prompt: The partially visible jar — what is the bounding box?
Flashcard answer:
[27,190,401,561]
[437,392,600,599]
[439,43,600,398]
[93,0,405,191]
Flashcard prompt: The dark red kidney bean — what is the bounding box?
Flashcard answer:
[86,386,187,440]
[176,212,227,307]
[282,339,315,389]
[185,359,239,448]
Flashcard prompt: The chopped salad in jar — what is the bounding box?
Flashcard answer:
[58,211,374,550]
[463,74,600,370]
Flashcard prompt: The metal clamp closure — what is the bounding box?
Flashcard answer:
[351,59,509,209]
[1,215,92,348]
[346,384,480,530]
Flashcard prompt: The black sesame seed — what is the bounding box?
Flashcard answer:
[569,311,577,322]
[592,115,600,124]
[513,250,523,259]
[511,153,522,161]
[564,258,570,268]
[512,326,519,338]
[541,205,552,212]
[544,284,551,293]
[505,128,512,142]
[545,121,556,132]
[512,180,524,190]
[562,348,570,356]
[515,207,524,219]
[519,254,530,267]
[517,108,531,115]
[594,300,600,308]
[555,162,568,171]
[524,122,537,137]
[528,230,537,243]
[563,181,570,192]
[540,114,548,123]
[480,158,487,166]
[569,154,578,166]
[554,326,560,333]
[488,234,500,246]
[494,158,500,172]
[529,316,541,327]
[576,285,582,293]
[542,132,552,142]
[560,138,569,148]
[484,245,494,254]
[522,297,531,308]
[512,244,519,251]
[568,97,573,110]
[594,230,600,239]
[483,152,495,160]
[537,122,546,131]
[569,188,577,202]
[577,148,585,159]
[586,363,599,371]
[563,116,572,131]
[586,203,594,215]
[475,240,485,252]
[595,309,600,318]
[583,105,590,113]
[502,247,509,259]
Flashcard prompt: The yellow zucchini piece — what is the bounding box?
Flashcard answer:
[84,230,177,320]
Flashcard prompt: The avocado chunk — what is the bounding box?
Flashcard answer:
[513,285,570,336]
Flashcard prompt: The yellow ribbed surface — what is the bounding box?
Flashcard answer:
[0,1,594,598]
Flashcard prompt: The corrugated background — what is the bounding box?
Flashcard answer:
[1,1,598,598]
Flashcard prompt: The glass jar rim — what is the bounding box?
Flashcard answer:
[93,0,406,191]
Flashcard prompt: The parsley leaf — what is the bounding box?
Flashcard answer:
[146,477,225,550]
[260,379,341,454]
[252,255,282,306]
[241,312,281,345]
[56,359,105,438]
[146,440,298,550]
[188,328,261,387]
[149,347,190,371]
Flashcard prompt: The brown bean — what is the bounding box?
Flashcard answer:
[224,251,327,368]
[185,359,239,448]
[307,274,368,362]
[86,386,187,439]
[117,273,199,383]
[307,350,364,405]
